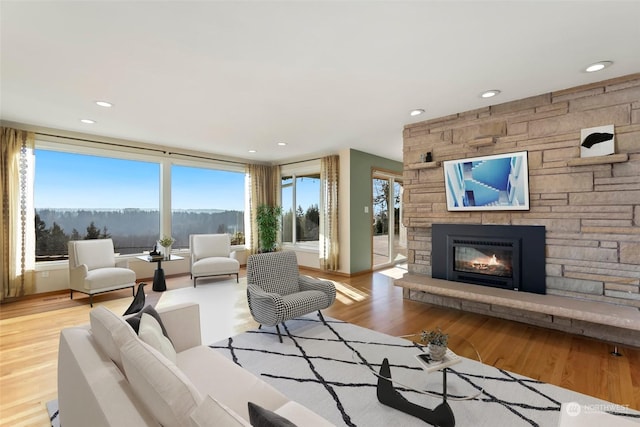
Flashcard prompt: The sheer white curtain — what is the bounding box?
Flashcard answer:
[320,155,339,271]
[246,164,280,254]
[1,127,35,300]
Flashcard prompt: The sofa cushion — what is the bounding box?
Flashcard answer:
[139,313,177,363]
[89,305,137,371]
[192,257,240,276]
[192,234,230,259]
[84,267,135,290]
[121,338,202,427]
[273,401,335,427]
[126,305,172,344]
[189,395,250,427]
[248,402,297,427]
[176,346,289,421]
[73,239,116,270]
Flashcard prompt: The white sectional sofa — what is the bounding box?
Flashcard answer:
[57,302,333,427]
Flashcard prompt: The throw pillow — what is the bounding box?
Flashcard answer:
[247,402,298,427]
[121,338,202,427]
[189,395,250,427]
[139,312,177,363]
[126,305,172,342]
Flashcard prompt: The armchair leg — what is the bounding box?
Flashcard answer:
[89,294,93,308]
[235,273,239,283]
[318,311,327,325]
[70,289,73,300]
[193,277,197,288]
[275,324,283,343]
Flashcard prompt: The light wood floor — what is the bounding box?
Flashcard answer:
[1,267,638,426]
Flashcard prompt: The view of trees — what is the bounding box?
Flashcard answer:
[282,204,320,242]
[35,208,244,261]
[372,179,400,235]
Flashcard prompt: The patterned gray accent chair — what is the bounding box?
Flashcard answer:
[247,251,336,342]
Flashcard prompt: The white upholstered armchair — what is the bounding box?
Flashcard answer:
[247,251,336,342]
[68,239,136,306]
[189,234,240,286]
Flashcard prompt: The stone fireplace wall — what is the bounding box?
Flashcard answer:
[403,73,640,308]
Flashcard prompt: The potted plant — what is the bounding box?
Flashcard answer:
[158,235,175,260]
[230,231,245,246]
[420,327,449,361]
[256,204,282,253]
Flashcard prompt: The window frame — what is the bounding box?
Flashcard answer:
[170,159,246,250]
[280,160,321,252]
[33,137,247,262]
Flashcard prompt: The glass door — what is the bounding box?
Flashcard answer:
[372,171,406,269]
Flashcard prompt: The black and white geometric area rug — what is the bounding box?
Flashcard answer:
[46,399,60,427]
[210,316,640,427]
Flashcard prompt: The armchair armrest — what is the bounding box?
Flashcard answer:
[68,264,88,290]
[247,283,284,326]
[157,303,202,352]
[299,276,337,305]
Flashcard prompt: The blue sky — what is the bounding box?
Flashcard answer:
[34,150,318,211]
[35,150,245,210]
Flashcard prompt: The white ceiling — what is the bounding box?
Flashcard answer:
[2,1,639,163]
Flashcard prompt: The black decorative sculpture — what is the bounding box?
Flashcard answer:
[376,358,455,427]
[581,132,613,149]
[123,283,146,316]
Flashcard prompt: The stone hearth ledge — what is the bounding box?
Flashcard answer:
[396,274,640,346]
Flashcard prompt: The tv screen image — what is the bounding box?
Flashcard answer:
[443,151,530,211]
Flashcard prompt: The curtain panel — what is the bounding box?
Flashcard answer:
[320,155,339,271]
[246,164,280,254]
[1,127,35,301]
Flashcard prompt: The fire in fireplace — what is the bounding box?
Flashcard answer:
[432,224,545,294]
[454,244,513,278]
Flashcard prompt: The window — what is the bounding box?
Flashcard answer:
[33,143,247,262]
[34,149,160,259]
[281,173,320,245]
[171,165,245,249]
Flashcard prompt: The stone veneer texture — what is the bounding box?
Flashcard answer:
[403,73,640,309]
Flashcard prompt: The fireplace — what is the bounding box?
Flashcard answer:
[432,224,545,294]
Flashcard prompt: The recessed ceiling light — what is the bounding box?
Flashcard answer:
[585,61,613,73]
[95,101,113,107]
[410,109,425,116]
[277,142,287,146]
[481,90,501,99]
[80,119,95,124]
[248,149,257,153]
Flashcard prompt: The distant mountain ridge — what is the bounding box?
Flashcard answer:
[35,208,244,255]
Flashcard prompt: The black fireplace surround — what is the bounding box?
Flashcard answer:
[432,224,546,294]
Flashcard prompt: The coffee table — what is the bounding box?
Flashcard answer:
[136,254,184,292]
[352,333,486,426]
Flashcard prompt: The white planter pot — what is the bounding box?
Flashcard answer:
[429,343,447,361]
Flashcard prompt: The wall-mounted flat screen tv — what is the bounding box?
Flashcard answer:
[443,151,530,211]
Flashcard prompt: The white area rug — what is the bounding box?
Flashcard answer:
[210,316,640,427]
[157,277,249,344]
[46,400,60,427]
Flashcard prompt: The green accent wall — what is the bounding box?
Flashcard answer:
[349,149,402,273]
